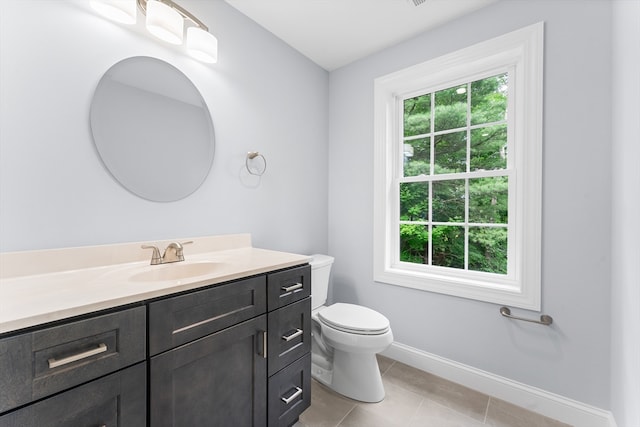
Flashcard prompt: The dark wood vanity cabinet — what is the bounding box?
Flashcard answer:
[0,264,311,427]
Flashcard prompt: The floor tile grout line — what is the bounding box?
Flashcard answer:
[380,359,395,377]
[335,403,358,427]
[405,396,427,426]
[484,396,491,424]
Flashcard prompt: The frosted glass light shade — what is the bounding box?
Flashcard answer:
[187,27,218,63]
[146,0,183,45]
[90,0,136,24]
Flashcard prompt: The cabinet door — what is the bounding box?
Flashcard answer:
[268,353,311,427]
[267,297,311,377]
[150,315,268,427]
[0,362,146,427]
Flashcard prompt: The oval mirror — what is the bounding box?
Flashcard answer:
[90,56,214,202]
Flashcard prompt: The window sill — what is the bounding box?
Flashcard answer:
[374,265,540,310]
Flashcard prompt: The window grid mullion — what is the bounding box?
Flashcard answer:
[396,95,404,266]
[399,168,513,184]
[403,119,507,142]
[428,91,435,266]
[400,221,508,227]
[464,82,471,271]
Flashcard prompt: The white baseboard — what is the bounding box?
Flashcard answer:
[382,342,615,427]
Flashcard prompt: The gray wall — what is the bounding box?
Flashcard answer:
[611,1,640,425]
[328,0,612,407]
[0,0,329,255]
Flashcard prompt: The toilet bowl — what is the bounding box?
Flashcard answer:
[309,255,393,403]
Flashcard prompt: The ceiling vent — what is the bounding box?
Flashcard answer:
[409,0,427,6]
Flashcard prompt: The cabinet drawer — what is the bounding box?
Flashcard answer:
[0,306,146,413]
[0,362,146,427]
[267,265,310,311]
[267,297,311,377]
[149,275,267,355]
[268,353,311,427]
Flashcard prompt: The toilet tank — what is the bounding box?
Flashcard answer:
[309,254,334,310]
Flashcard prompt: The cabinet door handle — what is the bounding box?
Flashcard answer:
[48,343,107,369]
[281,283,303,293]
[260,330,268,359]
[281,387,303,404]
[281,328,303,342]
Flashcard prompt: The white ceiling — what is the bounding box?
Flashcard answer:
[224,0,498,71]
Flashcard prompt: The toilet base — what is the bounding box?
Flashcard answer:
[311,349,385,403]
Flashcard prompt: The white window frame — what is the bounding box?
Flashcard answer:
[373,23,544,310]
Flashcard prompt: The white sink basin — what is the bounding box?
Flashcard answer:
[129,261,222,282]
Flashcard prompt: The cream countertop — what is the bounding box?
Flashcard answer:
[0,234,310,335]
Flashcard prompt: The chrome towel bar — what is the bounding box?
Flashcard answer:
[500,307,553,326]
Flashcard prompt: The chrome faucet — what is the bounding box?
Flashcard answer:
[142,241,193,265]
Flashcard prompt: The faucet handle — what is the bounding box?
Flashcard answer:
[175,241,193,261]
[141,245,161,265]
[163,241,193,263]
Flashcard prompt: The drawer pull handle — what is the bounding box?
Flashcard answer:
[282,329,303,342]
[281,283,303,293]
[48,343,107,369]
[281,387,303,404]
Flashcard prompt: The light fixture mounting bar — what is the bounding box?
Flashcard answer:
[137,0,209,31]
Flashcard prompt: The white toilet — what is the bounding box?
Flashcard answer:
[309,254,393,403]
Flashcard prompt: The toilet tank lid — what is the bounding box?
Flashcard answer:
[309,254,334,268]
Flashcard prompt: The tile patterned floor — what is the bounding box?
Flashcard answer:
[295,356,571,427]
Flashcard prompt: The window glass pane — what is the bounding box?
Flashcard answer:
[432,225,464,269]
[433,179,465,222]
[471,73,508,126]
[468,227,508,274]
[469,177,508,224]
[434,131,466,174]
[470,124,507,171]
[400,182,429,221]
[404,94,431,137]
[403,138,430,176]
[400,224,428,264]
[434,85,467,132]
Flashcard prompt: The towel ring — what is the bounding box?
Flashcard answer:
[246,152,267,176]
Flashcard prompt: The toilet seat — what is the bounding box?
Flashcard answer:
[318,303,390,335]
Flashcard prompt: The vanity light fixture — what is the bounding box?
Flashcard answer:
[145,0,184,45]
[91,0,218,64]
